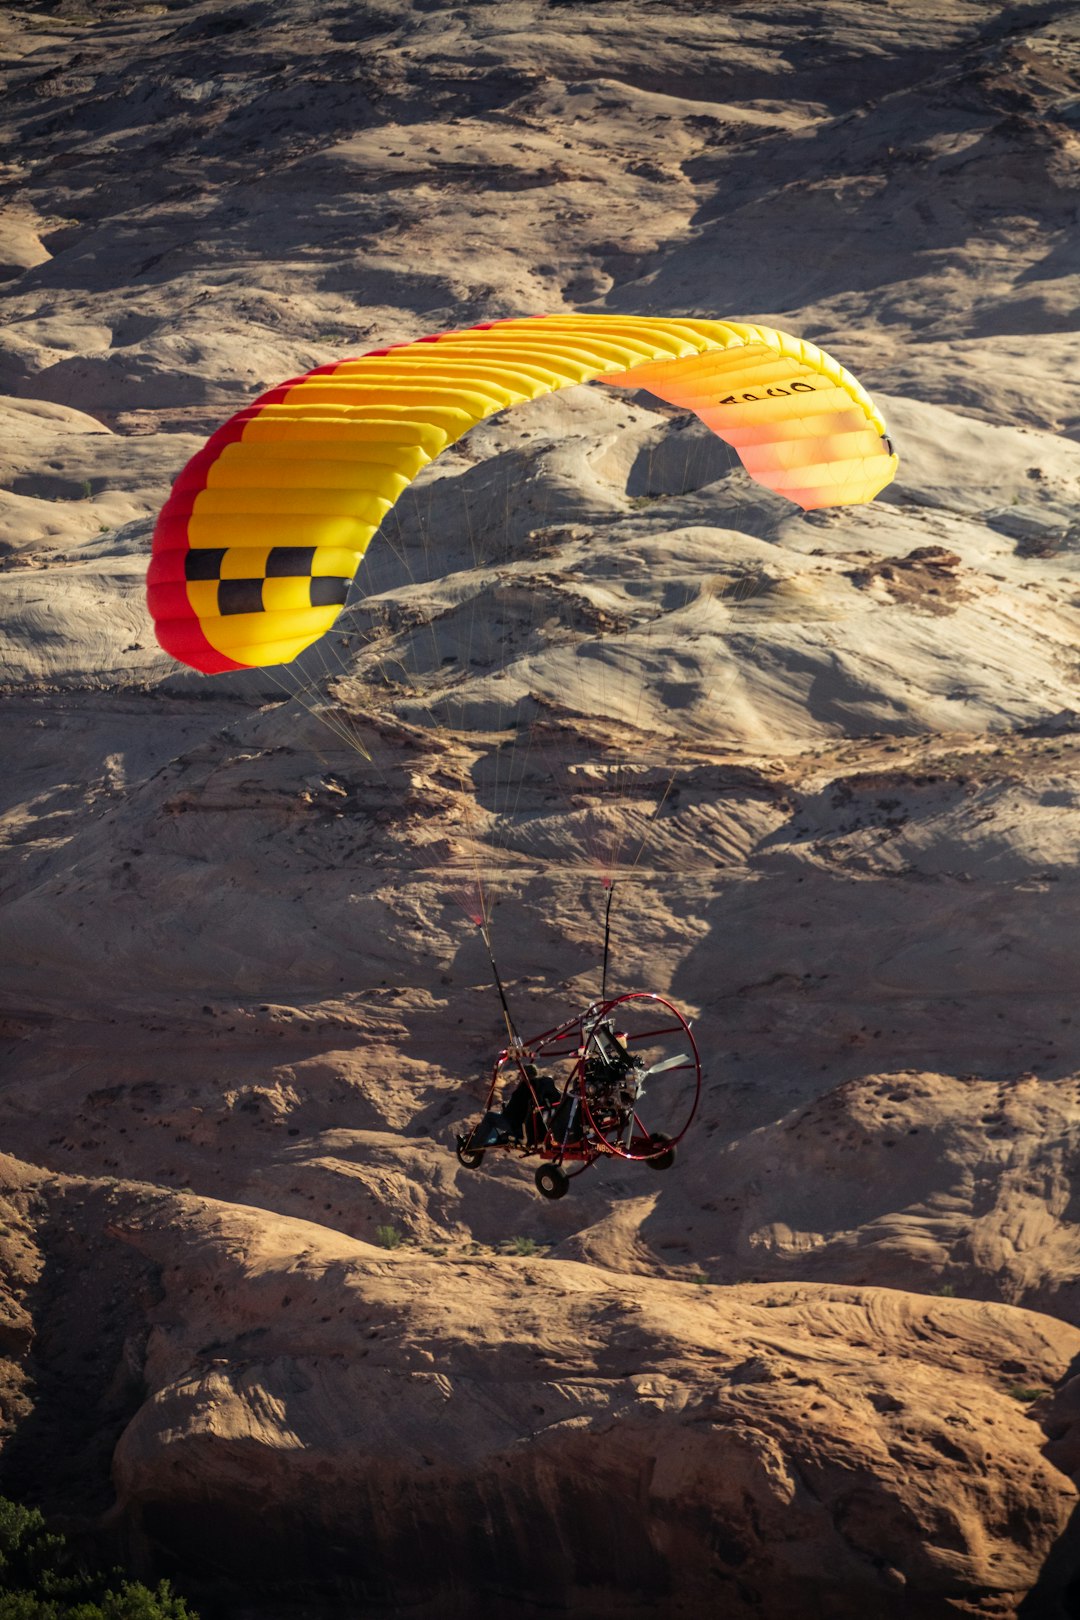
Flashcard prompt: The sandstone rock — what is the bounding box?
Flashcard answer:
[4,1161,1080,1618]
[3,1,1080,1614]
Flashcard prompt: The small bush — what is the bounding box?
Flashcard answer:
[510,1237,538,1257]
[374,1224,402,1250]
[934,1283,956,1297]
[0,1495,198,1618]
[1006,1384,1049,1404]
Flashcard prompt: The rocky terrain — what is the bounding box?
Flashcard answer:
[3,0,1080,1615]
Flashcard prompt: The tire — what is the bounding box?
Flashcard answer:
[535,1164,569,1200]
[645,1133,676,1171]
[456,1136,485,1170]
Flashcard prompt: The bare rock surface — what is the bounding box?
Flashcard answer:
[5,1159,1080,1619]
[3,0,1080,1615]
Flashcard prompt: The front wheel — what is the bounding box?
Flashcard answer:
[535,1164,569,1201]
[456,1135,485,1170]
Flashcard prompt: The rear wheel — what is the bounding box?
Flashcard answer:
[645,1133,676,1171]
[535,1164,569,1200]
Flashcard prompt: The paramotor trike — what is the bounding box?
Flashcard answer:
[456,991,701,1199]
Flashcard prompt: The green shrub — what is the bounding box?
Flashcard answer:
[1006,1384,1049,1404]
[0,1496,197,1619]
[374,1224,402,1250]
[509,1237,537,1256]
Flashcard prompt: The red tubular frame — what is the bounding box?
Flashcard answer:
[474,992,701,1173]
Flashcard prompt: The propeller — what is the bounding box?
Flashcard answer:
[641,1052,690,1078]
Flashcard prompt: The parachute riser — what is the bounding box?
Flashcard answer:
[478,919,521,1051]
[600,881,615,1004]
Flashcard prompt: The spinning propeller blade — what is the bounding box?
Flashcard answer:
[642,1052,691,1078]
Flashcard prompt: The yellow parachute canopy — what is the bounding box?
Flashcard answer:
[147,312,897,674]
